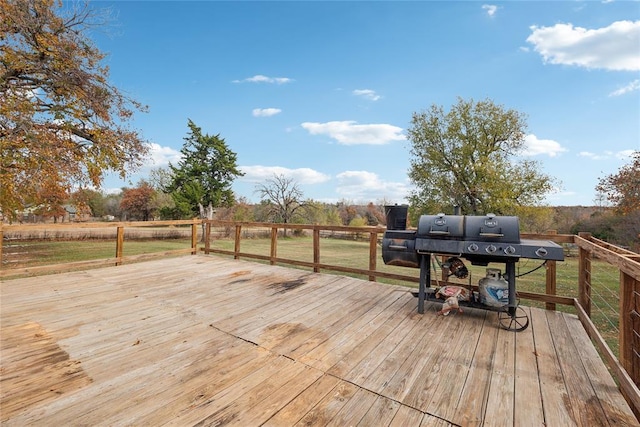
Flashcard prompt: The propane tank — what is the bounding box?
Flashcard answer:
[479,268,509,307]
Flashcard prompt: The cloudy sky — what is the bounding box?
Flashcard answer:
[94,1,639,207]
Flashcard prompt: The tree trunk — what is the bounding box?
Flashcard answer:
[198,202,215,242]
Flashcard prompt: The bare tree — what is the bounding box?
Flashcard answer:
[255,174,307,236]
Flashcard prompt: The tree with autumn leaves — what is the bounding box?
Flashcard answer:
[597,151,640,215]
[119,181,157,221]
[0,0,148,220]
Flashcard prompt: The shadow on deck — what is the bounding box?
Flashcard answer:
[1,255,636,426]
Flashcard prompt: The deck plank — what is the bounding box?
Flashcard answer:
[513,306,545,426]
[421,308,487,420]
[293,381,359,426]
[356,394,402,427]
[546,310,613,426]
[263,374,341,426]
[529,307,578,426]
[1,255,636,426]
[480,312,516,426]
[451,314,499,426]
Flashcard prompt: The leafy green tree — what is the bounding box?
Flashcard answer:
[514,205,556,233]
[407,97,557,216]
[166,120,243,219]
[300,200,329,225]
[1,0,148,220]
[148,168,176,219]
[324,205,343,226]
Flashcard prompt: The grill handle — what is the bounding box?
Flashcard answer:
[479,232,504,237]
[389,244,408,250]
[428,229,450,235]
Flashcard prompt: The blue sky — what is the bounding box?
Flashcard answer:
[91,0,640,207]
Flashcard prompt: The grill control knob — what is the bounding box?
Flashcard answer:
[486,245,497,254]
[468,243,479,252]
[504,245,516,255]
[535,247,548,258]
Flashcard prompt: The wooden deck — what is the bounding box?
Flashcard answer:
[1,255,637,426]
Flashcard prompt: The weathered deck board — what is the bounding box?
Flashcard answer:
[1,255,637,426]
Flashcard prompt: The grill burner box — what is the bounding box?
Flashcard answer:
[381,206,564,326]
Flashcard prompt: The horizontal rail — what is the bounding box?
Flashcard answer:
[1,248,196,279]
[1,219,201,231]
[203,247,422,283]
[575,234,640,280]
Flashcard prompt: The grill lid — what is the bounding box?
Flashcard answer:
[417,213,464,239]
[464,214,520,243]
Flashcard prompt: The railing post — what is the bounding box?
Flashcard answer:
[546,230,557,311]
[234,225,241,259]
[204,221,211,254]
[115,226,124,266]
[313,226,320,273]
[369,230,377,282]
[191,220,198,255]
[270,227,278,265]
[0,224,3,269]
[620,271,640,386]
[578,232,592,317]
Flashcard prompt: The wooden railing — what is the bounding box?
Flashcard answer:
[1,219,639,415]
[0,219,200,277]
[572,231,640,415]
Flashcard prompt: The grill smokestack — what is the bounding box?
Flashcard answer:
[384,204,408,230]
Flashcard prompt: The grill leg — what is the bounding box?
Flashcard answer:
[506,261,517,316]
[418,254,430,314]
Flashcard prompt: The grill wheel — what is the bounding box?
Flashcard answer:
[497,305,530,331]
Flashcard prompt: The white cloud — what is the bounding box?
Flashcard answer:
[353,89,381,101]
[522,134,568,157]
[578,151,603,160]
[526,20,640,71]
[232,74,293,84]
[609,79,640,97]
[239,165,330,185]
[335,171,411,203]
[301,120,405,145]
[578,149,635,160]
[146,142,182,167]
[102,187,124,195]
[616,149,637,160]
[482,4,498,17]
[252,108,282,117]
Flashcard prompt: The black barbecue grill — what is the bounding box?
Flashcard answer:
[382,205,564,331]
